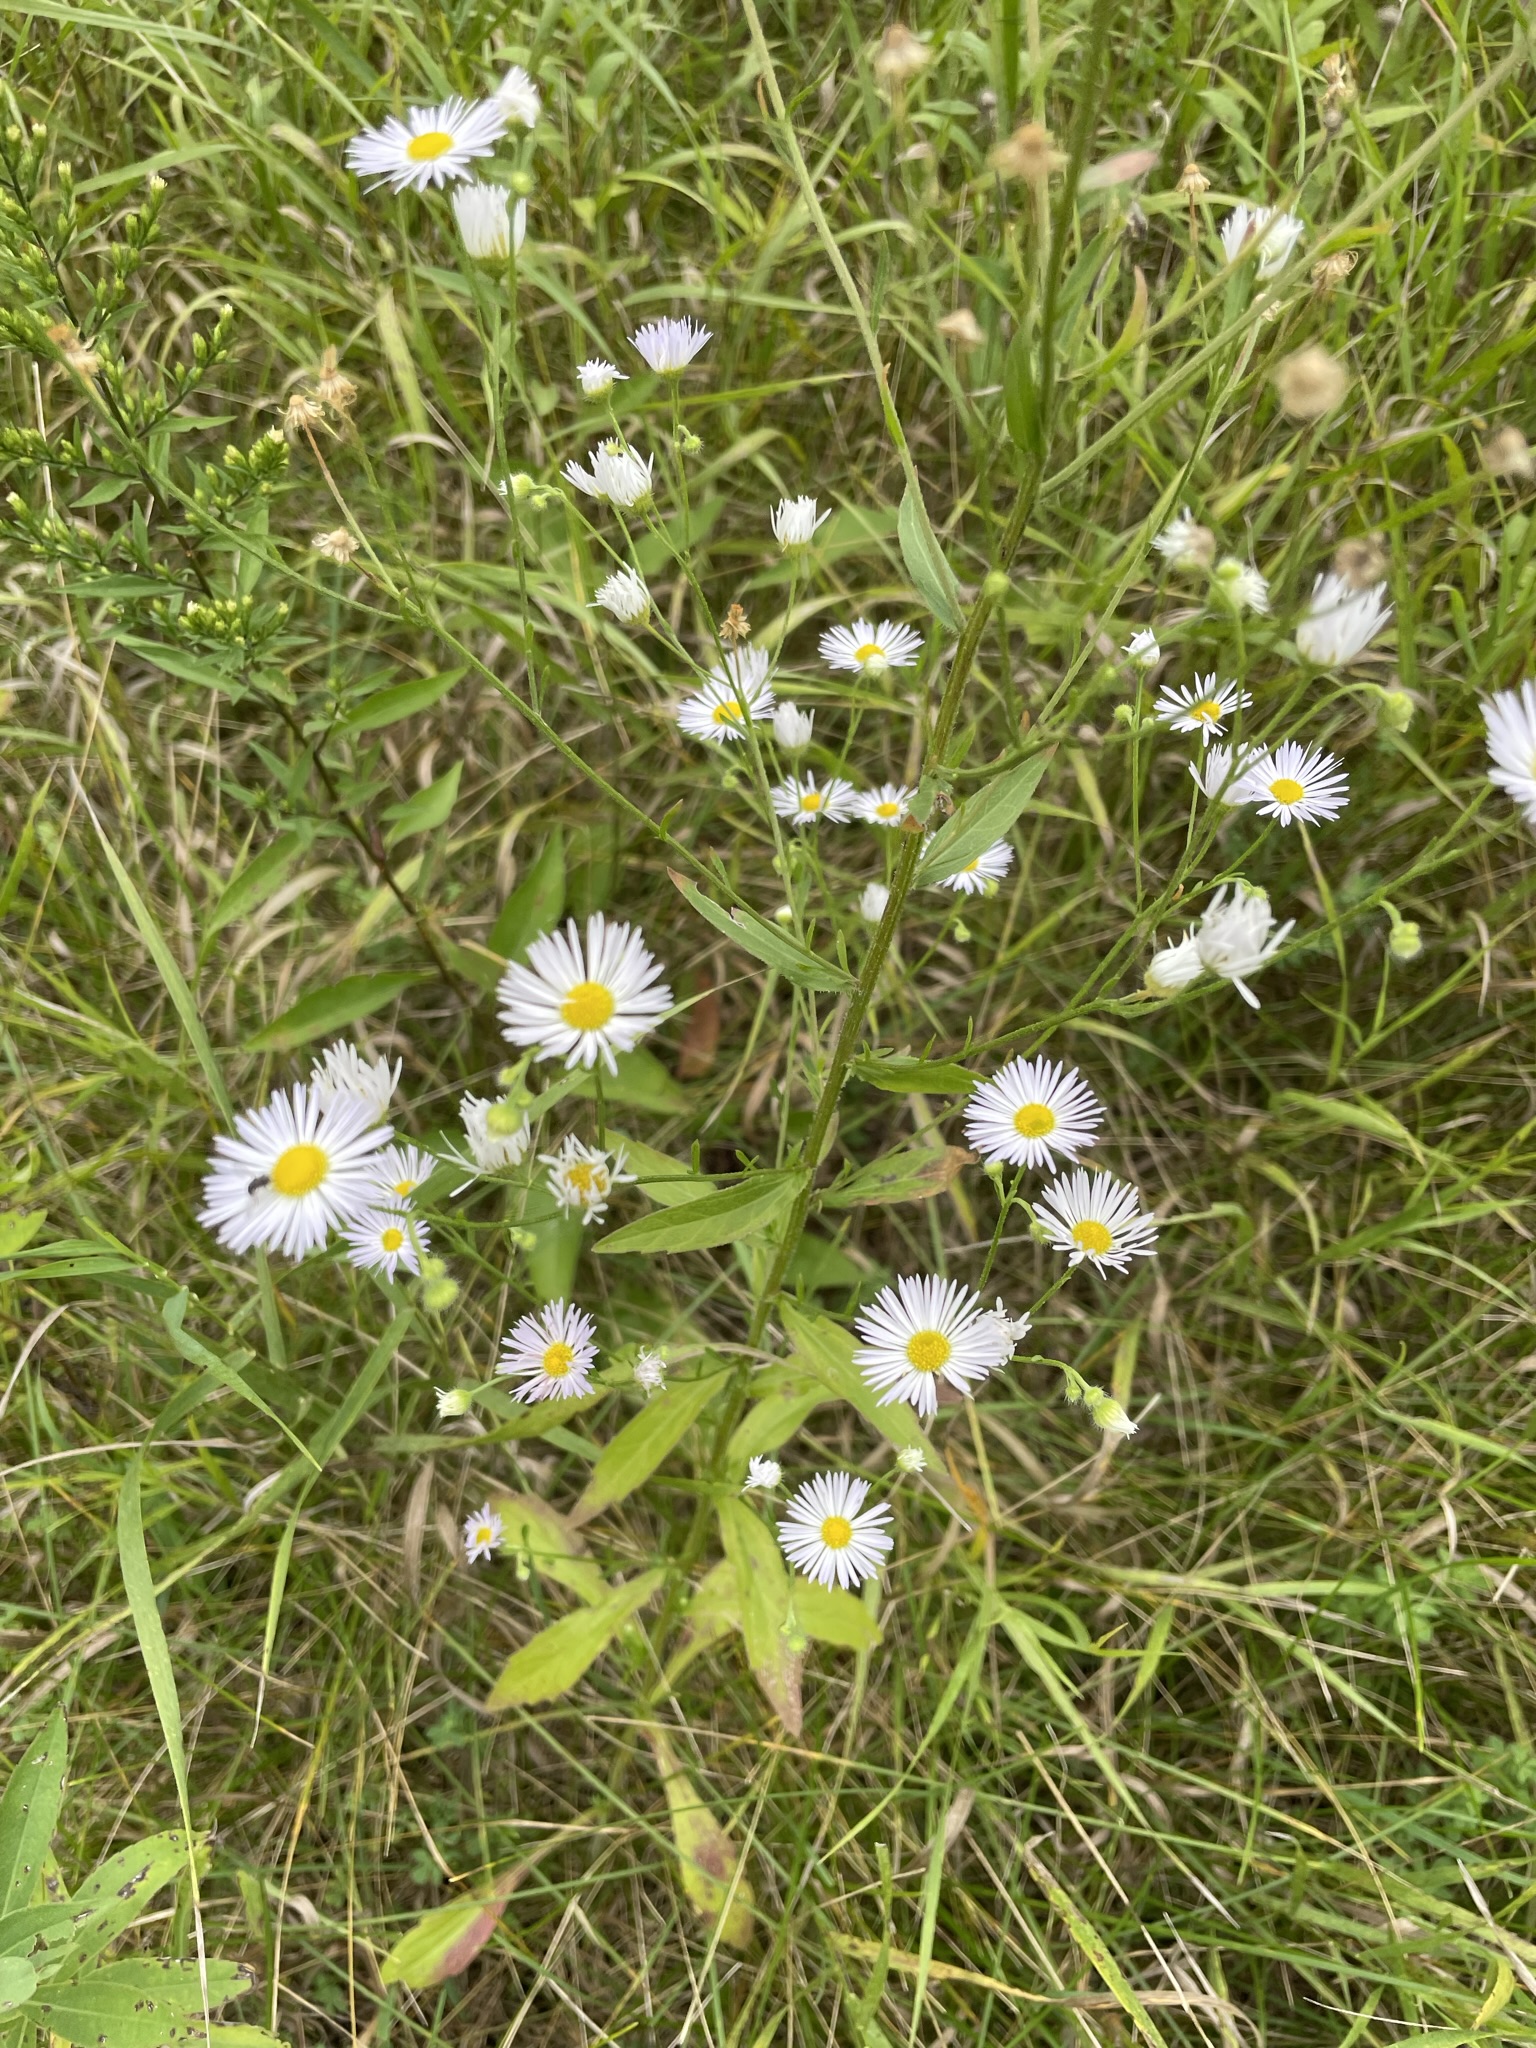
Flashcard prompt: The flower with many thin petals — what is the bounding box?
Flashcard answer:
[1124,629,1160,668]
[346,96,508,193]
[1195,883,1294,1006]
[772,772,858,827]
[743,1456,782,1492]
[630,317,711,375]
[896,1445,927,1474]
[772,496,829,550]
[313,528,359,565]
[932,839,1014,894]
[964,1057,1104,1171]
[494,64,541,127]
[436,1386,472,1418]
[540,1134,634,1225]
[200,1086,392,1260]
[1189,742,1263,804]
[772,701,815,752]
[853,1274,1010,1418]
[1154,675,1251,742]
[1144,933,1204,995]
[1295,572,1392,666]
[854,782,913,827]
[1220,202,1305,279]
[1483,678,1536,829]
[497,1298,599,1402]
[1238,739,1349,825]
[463,1503,504,1563]
[777,1472,893,1589]
[370,1143,438,1206]
[1035,1169,1158,1274]
[1213,556,1269,614]
[591,565,649,623]
[498,913,672,1073]
[452,181,526,260]
[459,1094,531,1173]
[819,617,924,674]
[1153,509,1215,572]
[577,357,625,397]
[563,441,654,507]
[310,1040,400,1123]
[676,667,776,745]
[345,1207,427,1280]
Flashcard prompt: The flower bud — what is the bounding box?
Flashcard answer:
[896,1446,927,1473]
[422,1275,460,1312]
[508,471,535,501]
[773,903,794,925]
[952,918,972,942]
[1387,912,1422,961]
[1088,1392,1138,1437]
[982,570,1012,603]
[435,1386,472,1418]
[485,1099,525,1138]
[1372,686,1414,734]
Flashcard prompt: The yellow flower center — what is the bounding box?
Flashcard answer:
[474,1523,494,1545]
[853,641,884,664]
[963,856,981,873]
[1270,776,1305,805]
[406,130,456,162]
[1013,1102,1056,1138]
[561,980,616,1031]
[392,1177,416,1197]
[270,1143,328,1198]
[1072,1218,1114,1255]
[566,1161,595,1194]
[542,1342,575,1378]
[875,801,901,819]
[381,1227,405,1253]
[820,1514,854,1550]
[799,791,823,812]
[1192,699,1224,723]
[905,1329,952,1373]
[711,698,743,724]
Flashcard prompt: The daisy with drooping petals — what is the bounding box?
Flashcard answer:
[493,64,541,127]
[1035,1168,1159,1275]
[345,1207,427,1280]
[1124,629,1161,668]
[777,1472,893,1589]
[860,882,890,922]
[1144,933,1204,996]
[1189,743,1262,804]
[932,839,1015,894]
[1219,202,1305,278]
[634,1347,667,1393]
[577,358,626,397]
[369,1143,438,1205]
[1295,573,1392,666]
[742,1456,781,1492]
[772,701,815,752]
[1195,884,1293,1007]
[819,618,924,674]
[1213,557,1270,615]
[463,1503,504,1564]
[772,772,858,827]
[540,1134,634,1226]
[497,1298,599,1401]
[591,566,649,622]
[1154,675,1251,742]
[855,782,913,827]
[498,913,672,1073]
[771,496,829,550]
[853,1274,1010,1418]
[676,668,776,744]
[345,96,508,193]
[1153,509,1215,571]
[199,1086,392,1260]
[1482,678,1536,829]
[451,181,526,260]
[563,442,654,507]
[987,1299,1032,1351]
[1238,740,1349,825]
[310,1040,400,1123]
[630,317,711,374]
[459,1094,531,1172]
[963,1057,1104,1171]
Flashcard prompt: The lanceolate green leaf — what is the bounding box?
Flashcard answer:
[0,1710,67,1913]
[897,479,964,635]
[338,666,465,733]
[29,1959,255,2048]
[246,971,429,1052]
[717,1498,802,1735]
[570,1370,728,1525]
[204,829,314,936]
[46,1831,201,1966]
[596,1172,805,1256]
[670,871,854,993]
[851,1053,977,1095]
[917,754,1051,884]
[1004,328,1043,458]
[488,829,565,962]
[485,1569,664,1710]
[822,1143,973,1209]
[161,1291,315,1466]
[647,1730,755,1951]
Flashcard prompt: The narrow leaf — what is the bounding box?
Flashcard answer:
[852,1054,977,1095]
[717,1498,803,1734]
[917,754,1050,884]
[0,1710,66,1913]
[161,1292,316,1466]
[488,831,565,962]
[247,971,428,1053]
[485,1569,664,1710]
[491,1494,607,1603]
[670,871,854,992]
[339,667,465,733]
[1020,1844,1172,2048]
[597,1173,804,1256]
[1003,329,1042,458]
[382,761,461,845]
[647,1730,755,1950]
[0,1959,34,2012]
[897,479,964,635]
[570,1370,728,1525]
[823,1143,973,1209]
[204,831,312,936]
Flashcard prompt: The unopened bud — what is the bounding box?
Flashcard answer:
[422,1275,460,1312]
[952,918,971,943]
[982,570,1012,603]
[435,1386,472,1417]
[507,1226,537,1251]
[508,471,535,500]
[773,903,794,925]
[1373,686,1414,734]
[485,1099,525,1138]
[1387,913,1422,962]
[1089,1392,1138,1437]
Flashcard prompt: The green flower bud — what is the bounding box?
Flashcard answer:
[1388,914,1422,962]
[982,570,1012,603]
[484,1099,525,1138]
[422,1276,460,1312]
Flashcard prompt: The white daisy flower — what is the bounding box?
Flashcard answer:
[1035,1169,1159,1275]
[1483,678,1536,829]
[676,668,775,745]
[1154,675,1251,742]
[630,317,712,374]
[860,882,891,922]
[777,1472,894,1590]
[963,1056,1104,1171]
[577,357,626,397]
[987,1298,1033,1351]
[459,1094,532,1172]
[1152,508,1215,571]
[463,1503,504,1563]
[895,1445,927,1474]
[634,1347,667,1394]
[932,839,1014,894]
[1195,883,1293,1007]
[1212,556,1270,614]
[853,1273,1009,1418]
[854,782,914,827]
[1238,739,1350,825]
[436,1386,472,1418]
[1188,742,1263,804]
[819,617,924,675]
[451,181,526,260]
[772,772,858,827]
[1090,1394,1138,1438]
[497,1298,599,1402]
[369,1143,438,1205]
[199,1086,391,1261]
[1124,629,1161,668]
[1295,572,1392,666]
[772,701,815,752]
[742,1456,782,1491]
[493,63,541,127]
[344,1207,427,1280]
[771,496,830,550]
[309,1039,400,1123]
[1143,933,1204,995]
[563,441,654,508]
[498,912,672,1073]
[345,96,508,194]
[591,565,649,622]
[539,1134,634,1225]
[1219,202,1305,278]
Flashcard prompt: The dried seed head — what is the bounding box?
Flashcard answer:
[1333,534,1389,588]
[1311,249,1358,293]
[1175,161,1211,199]
[719,602,752,646]
[1273,343,1349,421]
[282,392,328,440]
[312,527,359,565]
[1482,424,1535,482]
[936,306,985,350]
[46,322,100,376]
[313,346,357,416]
[989,121,1065,183]
[872,24,932,87]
